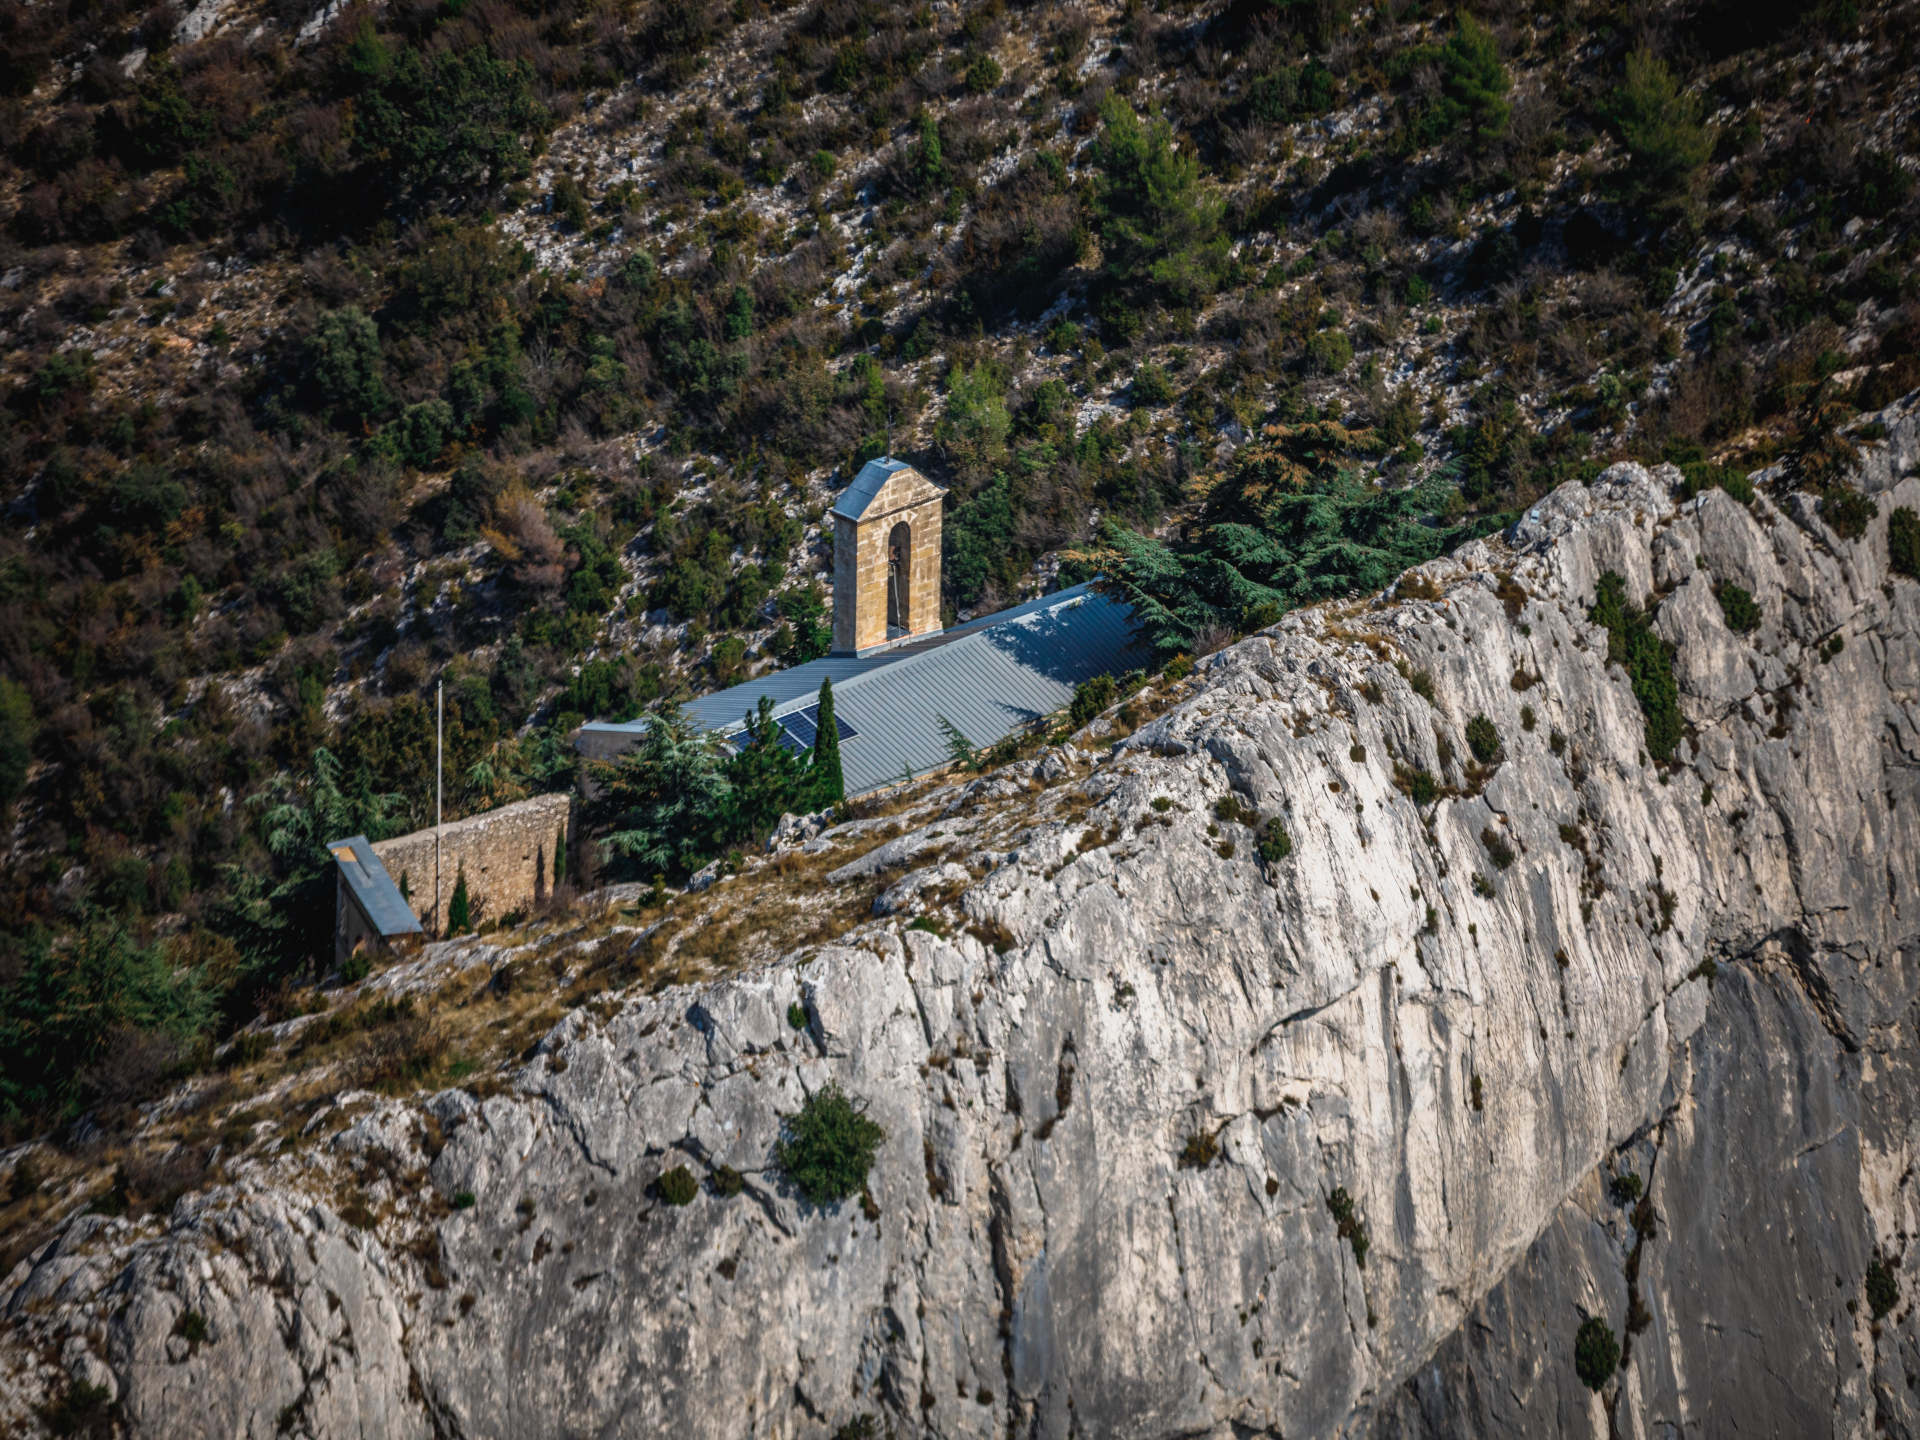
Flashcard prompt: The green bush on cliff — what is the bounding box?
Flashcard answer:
[1890,507,1920,579]
[1867,1255,1900,1320]
[1590,571,1683,763]
[1574,1315,1620,1389]
[657,1164,698,1206]
[775,1083,885,1205]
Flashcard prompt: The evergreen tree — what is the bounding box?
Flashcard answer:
[447,865,472,934]
[552,827,568,887]
[305,307,389,427]
[1089,95,1226,315]
[722,696,812,843]
[1432,15,1511,153]
[1607,51,1713,214]
[1083,423,1497,656]
[594,707,732,880]
[0,677,31,812]
[810,678,845,809]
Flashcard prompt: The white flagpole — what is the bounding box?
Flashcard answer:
[435,680,443,936]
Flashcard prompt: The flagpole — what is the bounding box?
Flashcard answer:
[435,680,443,937]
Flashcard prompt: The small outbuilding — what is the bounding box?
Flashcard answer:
[327,834,423,969]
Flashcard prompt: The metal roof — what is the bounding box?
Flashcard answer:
[830,457,928,521]
[577,584,1149,796]
[326,834,423,939]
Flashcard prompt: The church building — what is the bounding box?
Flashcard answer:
[577,457,1147,796]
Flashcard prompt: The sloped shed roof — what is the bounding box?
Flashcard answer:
[327,834,423,939]
[577,584,1148,796]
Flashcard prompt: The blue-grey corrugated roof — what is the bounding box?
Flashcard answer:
[327,834,423,938]
[830,457,920,521]
[577,584,1149,795]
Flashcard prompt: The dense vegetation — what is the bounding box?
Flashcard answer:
[591,679,846,882]
[1088,421,1496,655]
[1,0,1915,1135]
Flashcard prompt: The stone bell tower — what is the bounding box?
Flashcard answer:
[830,457,945,655]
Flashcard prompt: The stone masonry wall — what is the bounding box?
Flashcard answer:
[832,467,944,653]
[371,792,572,933]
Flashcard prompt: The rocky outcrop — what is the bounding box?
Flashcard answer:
[5,464,1918,1438]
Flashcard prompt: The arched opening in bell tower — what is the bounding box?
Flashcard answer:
[886,520,911,636]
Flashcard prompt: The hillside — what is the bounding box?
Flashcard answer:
[2,0,1920,1408]
[2,460,1917,1437]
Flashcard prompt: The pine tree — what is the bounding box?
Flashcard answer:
[810,678,845,809]
[1607,51,1713,214]
[447,865,472,935]
[723,696,811,843]
[1436,15,1510,153]
[1089,94,1226,315]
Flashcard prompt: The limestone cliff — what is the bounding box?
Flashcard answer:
[5,462,1918,1439]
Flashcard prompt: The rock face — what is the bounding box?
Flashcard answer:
[5,464,1919,1439]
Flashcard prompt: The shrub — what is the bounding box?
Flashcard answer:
[1408,668,1437,703]
[447,866,472,934]
[1257,820,1293,863]
[657,1164,698,1206]
[1131,363,1173,405]
[452,1190,476,1209]
[1715,582,1760,633]
[1306,328,1354,376]
[1480,827,1515,870]
[1400,767,1439,807]
[963,54,1003,94]
[1589,572,1682,763]
[1471,872,1496,897]
[711,1165,745,1197]
[1609,1172,1642,1205]
[306,307,389,427]
[787,1001,808,1030]
[36,1380,113,1436]
[1574,1315,1620,1390]
[174,1309,209,1345]
[1214,794,1260,827]
[1867,1255,1900,1320]
[1413,14,1511,153]
[1821,486,1876,541]
[1327,1186,1369,1267]
[0,678,32,812]
[775,1083,885,1205]
[1465,714,1502,765]
[1677,463,1754,506]
[1606,51,1712,213]
[351,41,547,207]
[1178,1130,1219,1168]
[1890,508,1920,579]
[1070,674,1117,728]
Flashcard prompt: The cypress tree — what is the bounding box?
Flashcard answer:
[552,827,568,887]
[811,678,845,809]
[447,864,472,934]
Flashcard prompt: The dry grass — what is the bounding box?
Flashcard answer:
[0,752,1096,1258]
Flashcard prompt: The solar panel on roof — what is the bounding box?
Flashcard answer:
[775,703,858,755]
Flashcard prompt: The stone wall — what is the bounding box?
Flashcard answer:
[832,465,944,654]
[371,792,572,933]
